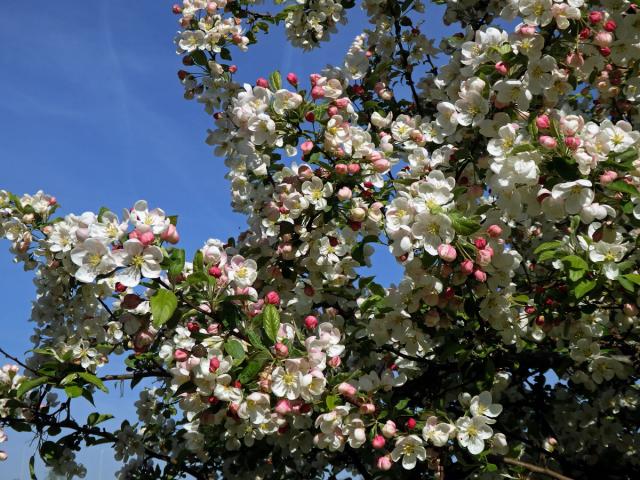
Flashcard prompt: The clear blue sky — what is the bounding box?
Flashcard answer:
[0,2,453,477]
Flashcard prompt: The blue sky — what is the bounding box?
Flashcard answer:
[0,2,454,477]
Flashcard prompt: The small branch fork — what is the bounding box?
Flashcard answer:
[503,457,574,480]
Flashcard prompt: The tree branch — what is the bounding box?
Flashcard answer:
[503,457,574,480]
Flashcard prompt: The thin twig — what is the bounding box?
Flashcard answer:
[503,457,574,480]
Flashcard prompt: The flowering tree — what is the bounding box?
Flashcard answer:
[1,0,640,478]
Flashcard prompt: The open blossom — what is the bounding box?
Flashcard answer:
[70,238,117,283]
[113,239,163,287]
[391,435,426,470]
[226,255,257,287]
[456,415,493,454]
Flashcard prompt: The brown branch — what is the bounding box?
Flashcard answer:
[0,346,40,376]
[503,457,574,480]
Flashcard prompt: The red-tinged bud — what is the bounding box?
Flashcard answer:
[304,285,315,297]
[438,244,457,262]
[172,4,183,14]
[495,61,508,75]
[579,27,591,39]
[233,380,241,389]
[300,140,314,155]
[352,85,365,96]
[209,357,221,373]
[256,77,269,88]
[604,20,617,32]
[309,73,321,86]
[588,11,603,25]
[377,456,393,471]
[487,225,502,238]
[360,403,376,415]
[372,435,386,449]
[228,65,238,73]
[286,72,298,87]
[348,163,361,175]
[304,315,318,329]
[474,269,487,282]
[539,135,558,149]
[564,136,581,150]
[182,55,194,66]
[187,321,200,333]
[328,356,341,368]
[265,291,280,305]
[536,114,551,129]
[525,306,536,315]
[208,265,222,278]
[406,418,417,430]
[349,221,362,231]
[599,47,611,57]
[208,396,219,405]
[311,85,325,100]
[177,70,188,80]
[474,237,487,249]
[363,181,374,189]
[535,315,545,326]
[274,342,289,358]
[115,282,127,293]
[623,303,639,317]
[275,399,292,415]
[174,349,189,362]
[461,260,474,275]
[338,382,357,396]
[161,224,180,244]
[335,163,348,175]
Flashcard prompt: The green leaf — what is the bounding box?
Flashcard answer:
[449,212,481,236]
[16,377,48,398]
[622,274,640,286]
[510,143,535,154]
[193,250,204,273]
[325,394,339,410]
[395,398,409,411]
[224,339,246,364]
[538,249,559,262]
[29,455,38,480]
[562,255,588,270]
[168,248,186,280]
[574,279,596,299]
[607,180,639,197]
[237,351,270,384]
[78,372,108,393]
[268,70,282,90]
[247,330,265,349]
[262,304,281,343]
[618,276,635,293]
[87,412,114,426]
[534,241,563,255]
[150,289,178,328]
[64,385,83,398]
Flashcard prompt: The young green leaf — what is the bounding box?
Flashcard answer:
[150,289,178,328]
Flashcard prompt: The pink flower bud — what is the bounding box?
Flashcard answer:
[265,291,280,305]
[228,65,237,73]
[311,85,325,100]
[338,382,357,397]
[335,97,350,108]
[382,420,397,438]
[360,403,376,415]
[172,4,182,14]
[376,456,393,471]
[305,111,315,122]
[517,24,536,36]
[487,225,502,238]
[309,73,321,86]
[275,399,292,415]
[335,163,348,175]
[209,357,220,373]
[208,265,222,278]
[460,260,474,275]
[588,11,603,25]
[539,135,557,149]
[304,315,319,329]
[604,20,617,32]
[406,418,417,430]
[566,52,584,68]
[474,237,487,249]
[476,248,493,267]
[495,61,508,75]
[347,163,361,175]
[372,435,386,449]
[161,224,180,244]
[256,77,269,88]
[207,323,221,334]
[474,269,487,282]
[536,115,551,129]
[337,186,352,201]
[373,159,390,173]
[328,106,339,117]
[174,349,189,362]
[286,72,298,87]
[594,31,613,47]
[274,342,289,357]
[300,140,314,155]
[437,244,457,263]
[599,47,612,57]
[328,356,341,368]
[564,136,581,150]
[600,170,618,185]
